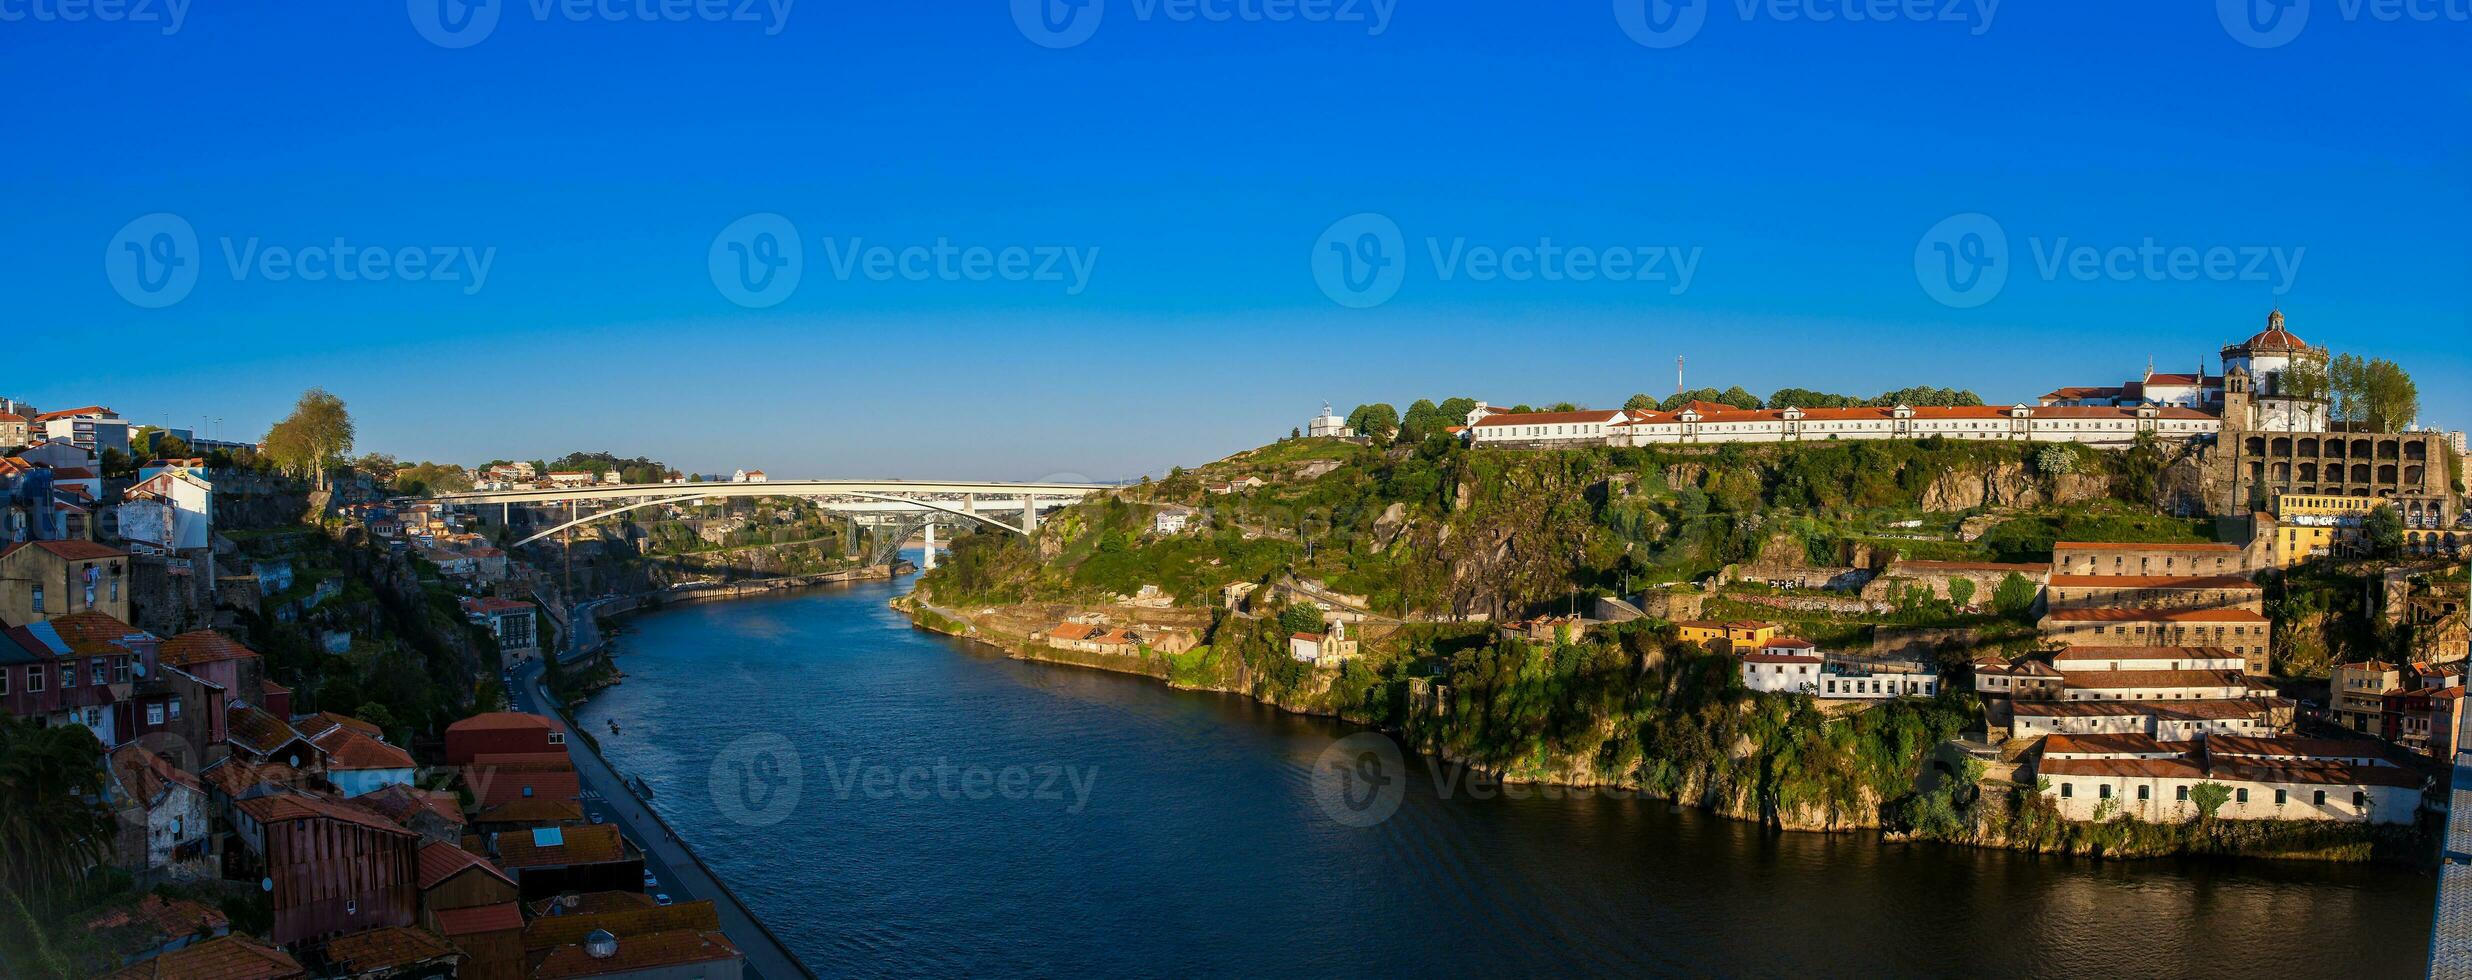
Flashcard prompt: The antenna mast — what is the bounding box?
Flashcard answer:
[1675,356,1685,397]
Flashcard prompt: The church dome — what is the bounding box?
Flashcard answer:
[2237,310,2312,352]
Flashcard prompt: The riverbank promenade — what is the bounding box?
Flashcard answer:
[515,609,815,980]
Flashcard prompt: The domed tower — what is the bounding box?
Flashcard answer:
[2219,310,2328,430]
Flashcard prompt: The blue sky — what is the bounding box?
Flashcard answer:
[3,2,2465,480]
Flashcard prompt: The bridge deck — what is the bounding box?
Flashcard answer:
[2433,752,2472,978]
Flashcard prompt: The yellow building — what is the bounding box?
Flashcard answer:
[2264,493,2374,567]
[1676,619,1778,652]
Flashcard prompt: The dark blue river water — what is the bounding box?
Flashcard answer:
[575,571,2435,978]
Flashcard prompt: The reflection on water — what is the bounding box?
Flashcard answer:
[578,580,2435,979]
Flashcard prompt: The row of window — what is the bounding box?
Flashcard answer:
[2057,782,2365,808]
[25,576,123,613]
[0,658,132,695]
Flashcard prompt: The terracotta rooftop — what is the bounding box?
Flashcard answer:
[158,630,263,668]
[0,538,130,562]
[447,711,561,734]
[529,891,658,918]
[523,901,724,951]
[2050,646,2242,662]
[296,711,382,739]
[321,925,460,973]
[2060,669,2246,690]
[108,743,204,803]
[353,784,466,828]
[226,705,313,759]
[466,764,582,809]
[417,839,518,890]
[472,798,587,825]
[199,758,313,799]
[2048,574,2261,590]
[2037,755,2208,780]
[2053,540,2244,553]
[432,901,526,937]
[313,726,415,772]
[234,791,417,837]
[2043,607,2270,623]
[95,933,306,980]
[534,928,741,979]
[2040,732,2173,757]
[497,822,629,869]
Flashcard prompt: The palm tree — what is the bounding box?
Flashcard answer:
[0,715,113,910]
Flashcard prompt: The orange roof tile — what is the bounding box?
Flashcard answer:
[433,901,526,937]
[321,926,460,973]
[418,839,517,890]
[159,630,262,668]
[96,934,305,980]
[534,929,740,979]
[497,822,627,869]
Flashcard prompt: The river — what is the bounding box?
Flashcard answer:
[573,571,2437,978]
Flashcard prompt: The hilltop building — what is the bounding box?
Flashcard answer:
[1447,312,2459,525]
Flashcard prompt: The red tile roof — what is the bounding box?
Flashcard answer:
[235,791,419,837]
[159,630,262,668]
[321,925,460,973]
[534,929,740,979]
[497,822,628,869]
[2053,540,2244,553]
[226,705,314,759]
[2060,669,2246,690]
[1470,408,1631,427]
[432,901,526,937]
[2048,574,2260,590]
[2043,607,2270,624]
[418,839,518,890]
[447,711,560,734]
[95,934,305,980]
[466,765,582,808]
[0,538,129,561]
[312,726,413,772]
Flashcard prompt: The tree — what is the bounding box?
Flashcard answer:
[2188,781,2232,820]
[1279,603,1327,636]
[1624,393,1658,411]
[2035,444,2080,476]
[1345,404,1400,444]
[392,461,473,496]
[1947,577,1976,610]
[1399,399,1447,443]
[2361,359,2418,432]
[0,715,114,908]
[2364,505,2404,557]
[1992,572,2038,617]
[263,388,355,489]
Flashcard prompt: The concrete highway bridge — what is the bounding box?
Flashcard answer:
[426,479,1112,567]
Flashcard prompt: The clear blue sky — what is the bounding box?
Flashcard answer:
[5,3,2465,480]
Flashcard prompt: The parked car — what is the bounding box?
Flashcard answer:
[655,893,673,906]
[643,872,658,887]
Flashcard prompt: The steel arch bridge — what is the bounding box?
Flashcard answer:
[423,478,1112,563]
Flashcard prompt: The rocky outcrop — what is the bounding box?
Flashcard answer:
[1919,462,2108,512]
